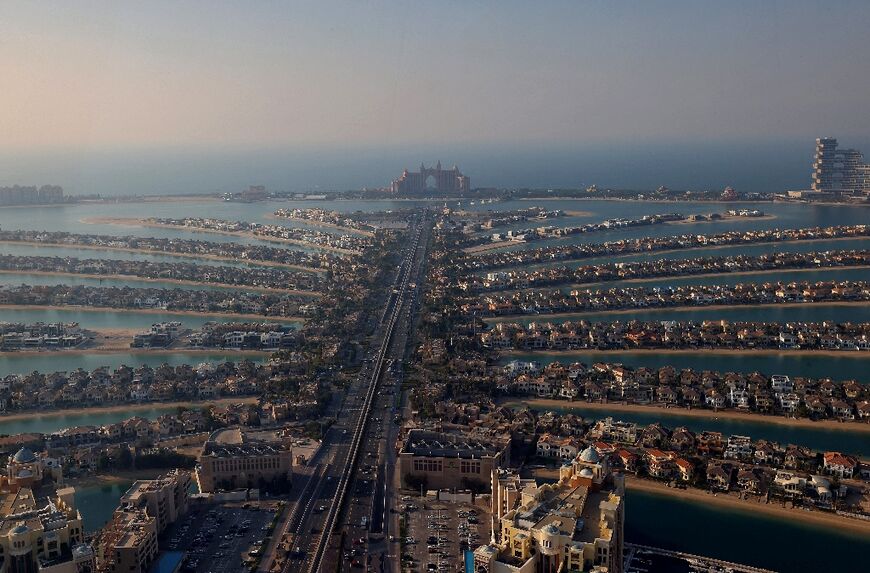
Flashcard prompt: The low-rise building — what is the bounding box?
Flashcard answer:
[398,430,509,492]
[195,431,293,493]
[822,452,858,479]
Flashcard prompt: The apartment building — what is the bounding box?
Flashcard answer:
[96,471,191,573]
[118,470,190,534]
[95,509,158,573]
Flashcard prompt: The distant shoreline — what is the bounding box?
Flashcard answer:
[0,269,319,296]
[487,264,870,294]
[625,476,870,535]
[0,396,259,423]
[501,397,870,433]
[0,239,325,273]
[503,347,870,359]
[81,217,360,255]
[0,345,272,357]
[485,300,870,322]
[537,234,870,267]
[264,213,375,237]
[0,303,304,322]
[516,196,870,208]
[464,214,779,254]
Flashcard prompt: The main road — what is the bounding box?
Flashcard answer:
[279,213,430,573]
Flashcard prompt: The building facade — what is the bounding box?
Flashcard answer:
[390,162,470,195]
[0,448,91,573]
[95,509,157,573]
[95,471,190,573]
[397,430,509,492]
[117,470,190,534]
[811,137,870,193]
[195,431,293,493]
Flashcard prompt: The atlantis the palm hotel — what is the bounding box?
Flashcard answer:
[474,445,625,573]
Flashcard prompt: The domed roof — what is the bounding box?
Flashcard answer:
[579,445,600,463]
[12,447,37,464]
[11,524,28,535]
[579,468,594,478]
[544,524,560,535]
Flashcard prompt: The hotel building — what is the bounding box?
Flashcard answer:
[474,445,625,573]
[811,137,870,193]
[0,448,93,573]
[390,162,470,195]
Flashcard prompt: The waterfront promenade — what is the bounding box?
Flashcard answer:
[624,543,776,573]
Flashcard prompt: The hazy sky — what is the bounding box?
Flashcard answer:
[4,0,870,151]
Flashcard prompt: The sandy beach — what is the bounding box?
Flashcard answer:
[484,300,870,322]
[0,396,259,423]
[487,264,870,296]
[81,217,361,256]
[0,239,325,273]
[509,235,870,271]
[464,214,781,255]
[499,397,870,433]
[567,264,870,289]
[501,347,870,359]
[624,476,870,535]
[264,213,374,237]
[0,336,273,357]
[0,269,320,296]
[669,213,778,224]
[464,240,520,254]
[0,303,304,323]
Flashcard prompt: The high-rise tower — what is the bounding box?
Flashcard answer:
[811,138,870,193]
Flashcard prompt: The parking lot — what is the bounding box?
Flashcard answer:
[400,499,490,573]
[164,502,279,573]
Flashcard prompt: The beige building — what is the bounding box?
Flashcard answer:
[118,470,190,534]
[390,162,470,195]
[398,430,509,492]
[95,510,157,573]
[195,431,293,493]
[474,446,625,573]
[0,449,93,573]
[96,471,190,573]
[2,448,64,493]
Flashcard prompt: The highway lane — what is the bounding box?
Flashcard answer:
[331,216,429,572]
[279,214,428,573]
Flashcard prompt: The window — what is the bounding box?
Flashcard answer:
[413,458,442,472]
[460,460,481,474]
